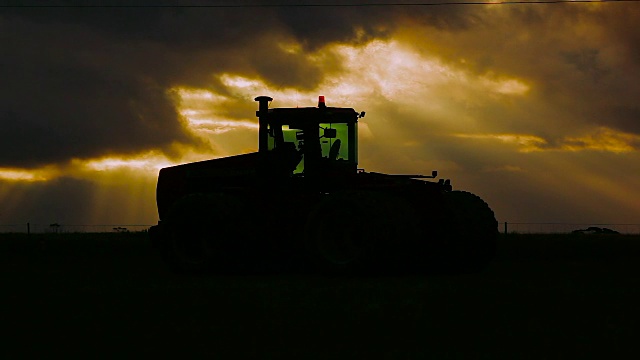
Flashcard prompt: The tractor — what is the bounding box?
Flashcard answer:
[149,96,497,274]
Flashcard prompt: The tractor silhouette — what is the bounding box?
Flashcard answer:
[149,96,497,274]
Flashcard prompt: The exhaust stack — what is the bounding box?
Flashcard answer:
[255,96,272,153]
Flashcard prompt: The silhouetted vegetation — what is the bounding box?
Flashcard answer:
[571,226,621,235]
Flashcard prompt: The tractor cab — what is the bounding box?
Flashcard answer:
[255,96,362,178]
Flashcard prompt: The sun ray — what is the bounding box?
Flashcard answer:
[0,167,58,182]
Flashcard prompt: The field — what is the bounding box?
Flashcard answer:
[1,232,639,358]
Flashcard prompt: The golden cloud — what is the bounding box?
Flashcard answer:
[0,167,56,182]
[454,127,640,153]
[560,127,640,153]
[452,133,548,152]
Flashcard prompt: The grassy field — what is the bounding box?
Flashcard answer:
[1,232,639,358]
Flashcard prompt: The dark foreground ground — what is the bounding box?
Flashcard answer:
[1,232,639,359]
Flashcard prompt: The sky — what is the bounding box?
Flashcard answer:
[1,1,640,229]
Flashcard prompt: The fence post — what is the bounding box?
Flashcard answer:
[27,222,30,235]
[504,221,508,235]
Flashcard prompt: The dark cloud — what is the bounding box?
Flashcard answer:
[1,1,478,168]
[4,4,638,158]
[1,14,202,167]
[399,4,640,141]
[607,106,640,134]
[562,48,609,81]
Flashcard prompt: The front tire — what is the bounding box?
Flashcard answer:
[443,190,498,271]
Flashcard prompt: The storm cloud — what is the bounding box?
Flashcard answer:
[396,4,640,140]
[0,1,488,168]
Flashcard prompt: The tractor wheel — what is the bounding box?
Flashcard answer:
[443,190,498,272]
[304,191,419,274]
[159,193,250,274]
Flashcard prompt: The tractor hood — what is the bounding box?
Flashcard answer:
[156,149,300,221]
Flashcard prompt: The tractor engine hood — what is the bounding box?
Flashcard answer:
[156,149,300,221]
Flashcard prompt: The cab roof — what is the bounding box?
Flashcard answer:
[264,106,359,125]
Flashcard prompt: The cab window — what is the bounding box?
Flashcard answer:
[319,123,349,161]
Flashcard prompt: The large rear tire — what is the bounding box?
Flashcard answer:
[159,193,250,274]
[304,191,419,274]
